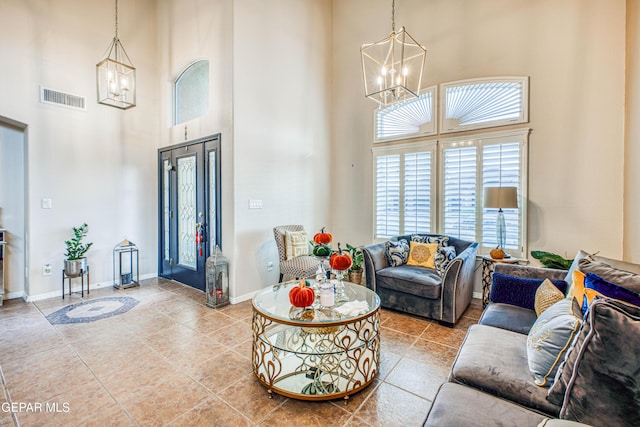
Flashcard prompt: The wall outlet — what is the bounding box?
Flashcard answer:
[267,261,274,271]
[41,198,52,209]
[249,199,263,209]
[43,264,52,276]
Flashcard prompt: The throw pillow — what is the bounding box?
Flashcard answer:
[547,299,640,426]
[406,242,438,268]
[568,270,586,309]
[578,257,640,293]
[284,230,308,260]
[534,279,565,316]
[385,239,410,267]
[434,246,457,276]
[582,272,640,310]
[526,297,582,386]
[490,273,568,310]
[410,234,450,248]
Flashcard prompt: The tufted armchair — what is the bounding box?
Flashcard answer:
[273,225,323,282]
[362,234,478,326]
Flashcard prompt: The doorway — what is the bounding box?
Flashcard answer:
[158,135,221,291]
[0,118,27,301]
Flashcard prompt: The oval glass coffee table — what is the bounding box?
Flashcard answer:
[252,280,380,401]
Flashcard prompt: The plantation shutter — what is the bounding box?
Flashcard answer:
[482,143,521,249]
[375,87,436,141]
[441,78,528,133]
[443,146,477,241]
[375,154,400,237]
[404,152,431,234]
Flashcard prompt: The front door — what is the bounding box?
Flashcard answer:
[158,135,221,290]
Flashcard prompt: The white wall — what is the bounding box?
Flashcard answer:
[332,0,627,287]
[625,0,640,263]
[232,0,333,297]
[0,0,160,298]
[0,122,25,298]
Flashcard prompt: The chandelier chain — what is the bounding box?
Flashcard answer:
[391,0,395,32]
[115,0,119,39]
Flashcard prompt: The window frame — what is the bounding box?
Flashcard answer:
[438,128,530,258]
[439,76,529,134]
[173,59,210,126]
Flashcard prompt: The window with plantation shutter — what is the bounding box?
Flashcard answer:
[443,146,477,241]
[439,129,528,257]
[404,152,432,234]
[441,77,528,133]
[375,87,436,142]
[372,77,529,257]
[373,143,436,238]
[482,143,520,249]
[375,154,400,237]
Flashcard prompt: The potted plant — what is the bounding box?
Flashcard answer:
[64,223,93,277]
[346,243,364,284]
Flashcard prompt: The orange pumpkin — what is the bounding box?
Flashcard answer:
[329,243,352,271]
[490,247,505,259]
[289,280,315,308]
[313,227,333,245]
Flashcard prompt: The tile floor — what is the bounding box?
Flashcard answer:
[0,278,482,427]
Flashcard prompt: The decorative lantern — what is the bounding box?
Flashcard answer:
[113,239,139,289]
[206,246,229,308]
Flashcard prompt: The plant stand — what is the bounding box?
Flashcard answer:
[62,267,90,299]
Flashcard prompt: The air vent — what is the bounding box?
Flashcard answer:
[40,86,86,110]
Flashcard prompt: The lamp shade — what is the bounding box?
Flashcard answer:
[483,187,518,209]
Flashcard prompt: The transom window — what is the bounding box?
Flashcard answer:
[174,60,209,125]
[375,87,436,142]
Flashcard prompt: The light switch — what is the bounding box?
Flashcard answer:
[41,198,52,209]
[249,199,263,209]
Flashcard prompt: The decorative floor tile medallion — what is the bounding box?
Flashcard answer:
[46,296,139,325]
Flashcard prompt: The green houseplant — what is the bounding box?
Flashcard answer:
[530,250,573,270]
[346,243,364,284]
[64,223,93,277]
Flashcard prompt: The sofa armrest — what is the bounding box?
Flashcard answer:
[494,264,568,281]
[440,242,479,325]
[362,242,388,292]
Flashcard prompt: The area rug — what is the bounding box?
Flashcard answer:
[46,296,139,325]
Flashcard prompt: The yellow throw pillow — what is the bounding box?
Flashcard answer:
[569,270,586,307]
[284,230,308,260]
[406,242,437,268]
[534,279,565,316]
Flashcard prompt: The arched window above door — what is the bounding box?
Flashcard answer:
[174,60,209,125]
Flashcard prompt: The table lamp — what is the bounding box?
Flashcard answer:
[483,187,518,249]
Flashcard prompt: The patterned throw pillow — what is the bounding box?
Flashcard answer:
[411,234,450,248]
[535,279,565,316]
[582,272,640,309]
[385,239,410,267]
[284,230,308,260]
[526,297,582,387]
[407,242,438,268]
[434,246,457,276]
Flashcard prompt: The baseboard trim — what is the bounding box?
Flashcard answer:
[230,289,260,305]
[24,273,158,302]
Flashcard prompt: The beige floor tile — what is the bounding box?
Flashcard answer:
[379,311,431,336]
[353,382,432,427]
[190,349,252,393]
[258,398,352,427]
[217,373,286,423]
[384,357,447,400]
[165,395,253,427]
[379,327,418,356]
[403,339,459,378]
[420,322,468,348]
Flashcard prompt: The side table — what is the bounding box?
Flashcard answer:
[481,255,520,307]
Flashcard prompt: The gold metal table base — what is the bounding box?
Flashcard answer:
[252,307,380,401]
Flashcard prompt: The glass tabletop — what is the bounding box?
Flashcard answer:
[253,280,380,325]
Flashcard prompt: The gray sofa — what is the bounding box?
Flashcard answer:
[362,234,478,326]
[423,252,640,427]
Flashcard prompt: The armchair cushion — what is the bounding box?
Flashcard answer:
[407,242,437,268]
[435,246,457,276]
[411,234,450,248]
[385,239,410,267]
[284,230,309,260]
[376,265,442,299]
[490,273,568,311]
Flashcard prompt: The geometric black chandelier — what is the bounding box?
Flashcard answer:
[361,0,426,107]
[96,0,136,110]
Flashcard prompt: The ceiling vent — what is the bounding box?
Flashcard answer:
[40,86,86,110]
